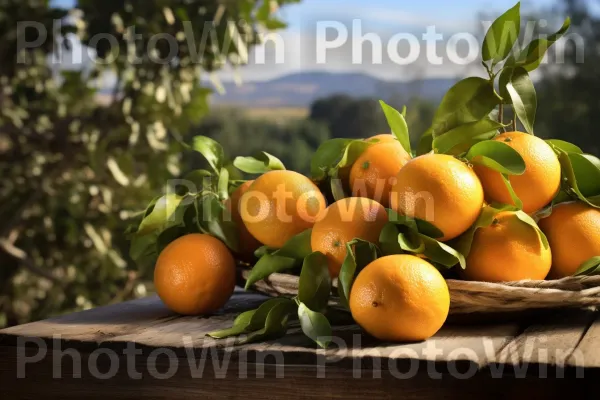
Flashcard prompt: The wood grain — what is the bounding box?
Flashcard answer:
[1,288,599,376]
[569,312,600,367]
[494,309,596,369]
[2,345,597,400]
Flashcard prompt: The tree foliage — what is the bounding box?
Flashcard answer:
[0,0,298,327]
[536,0,600,156]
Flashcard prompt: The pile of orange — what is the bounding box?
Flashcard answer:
[151,129,600,344]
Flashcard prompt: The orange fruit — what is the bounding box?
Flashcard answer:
[349,255,449,342]
[240,170,326,248]
[463,211,551,282]
[311,197,388,277]
[154,234,236,315]
[225,181,262,260]
[539,201,600,278]
[473,131,561,214]
[349,140,411,207]
[389,153,484,241]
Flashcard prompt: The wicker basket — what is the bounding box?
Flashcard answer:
[238,267,600,314]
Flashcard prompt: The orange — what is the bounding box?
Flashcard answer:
[349,255,449,342]
[349,140,411,207]
[463,211,551,282]
[154,234,236,315]
[339,135,399,190]
[225,181,262,260]
[389,153,484,241]
[311,197,388,277]
[539,201,600,279]
[474,131,561,214]
[240,170,327,248]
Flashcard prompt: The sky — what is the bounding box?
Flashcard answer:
[51,0,566,82]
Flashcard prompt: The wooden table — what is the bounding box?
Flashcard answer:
[1,288,599,399]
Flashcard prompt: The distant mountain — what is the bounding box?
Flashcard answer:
[210,72,457,108]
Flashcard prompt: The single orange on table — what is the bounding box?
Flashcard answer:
[473,131,561,214]
[539,201,600,279]
[349,255,450,342]
[349,136,411,207]
[463,211,551,282]
[390,153,484,241]
[240,170,326,249]
[311,197,388,278]
[225,180,262,260]
[154,234,236,315]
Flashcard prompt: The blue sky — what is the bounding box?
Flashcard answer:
[52,0,564,81]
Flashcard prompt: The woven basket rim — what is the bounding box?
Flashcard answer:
[237,267,600,314]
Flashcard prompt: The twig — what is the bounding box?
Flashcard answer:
[0,239,61,284]
[498,104,504,125]
[512,118,517,132]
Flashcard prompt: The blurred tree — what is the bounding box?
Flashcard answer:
[308,94,436,147]
[536,0,600,155]
[189,107,330,174]
[0,0,298,327]
[309,95,389,139]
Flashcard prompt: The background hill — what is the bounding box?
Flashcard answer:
[210,72,457,107]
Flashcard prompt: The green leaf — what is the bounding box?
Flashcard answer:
[417,128,434,156]
[546,139,583,154]
[482,2,521,62]
[455,203,519,257]
[156,226,186,253]
[208,298,296,342]
[421,236,466,269]
[505,67,537,134]
[129,232,158,263]
[556,151,600,208]
[254,245,272,259]
[501,174,524,209]
[218,168,230,200]
[337,239,378,308]
[192,136,225,174]
[397,227,426,253]
[244,253,297,290]
[498,67,513,103]
[574,256,600,277]
[379,223,403,255]
[466,140,526,175]
[431,77,500,136]
[244,229,313,289]
[297,302,332,348]
[509,17,571,72]
[337,140,372,169]
[233,151,286,174]
[514,210,550,250]
[237,298,297,345]
[310,138,352,181]
[432,118,502,155]
[298,252,331,312]
[137,194,184,236]
[569,153,600,198]
[276,229,313,259]
[183,169,214,189]
[207,309,257,339]
[330,169,347,201]
[379,100,411,154]
[196,195,239,252]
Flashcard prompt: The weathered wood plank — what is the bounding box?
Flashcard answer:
[3,290,598,370]
[0,289,268,345]
[1,345,596,400]
[494,309,596,369]
[568,312,600,367]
